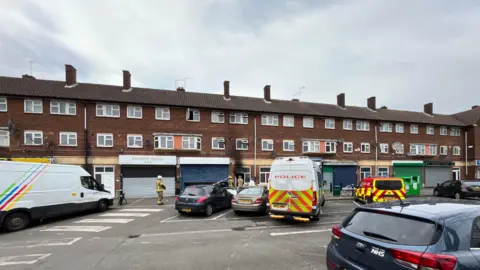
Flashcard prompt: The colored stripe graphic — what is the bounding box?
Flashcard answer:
[0,164,39,201]
[0,164,47,210]
[0,164,42,206]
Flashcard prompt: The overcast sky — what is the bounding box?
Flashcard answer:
[1,0,479,114]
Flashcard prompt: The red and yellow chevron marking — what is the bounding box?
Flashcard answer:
[372,188,406,202]
[289,190,313,213]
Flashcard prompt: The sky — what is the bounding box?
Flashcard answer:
[0,0,479,114]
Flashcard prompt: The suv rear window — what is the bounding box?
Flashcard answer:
[375,180,402,190]
[343,210,439,246]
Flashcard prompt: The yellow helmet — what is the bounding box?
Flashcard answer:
[228,176,233,179]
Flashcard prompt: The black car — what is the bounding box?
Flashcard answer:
[175,185,233,217]
[434,180,480,199]
[327,197,480,270]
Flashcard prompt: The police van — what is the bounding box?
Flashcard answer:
[267,156,325,221]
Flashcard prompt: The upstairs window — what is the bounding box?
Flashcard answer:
[230,112,248,124]
[303,117,314,128]
[186,108,200,122]
[303,141,320,153]
[343,119,353,130]
[325,142,336,153]
[440,126,448,136]
[361,143,370,153]
[261,115,279,126]
[283,116,294,127]
[262,139,274,151]
[429,145,437,156]
[356,121,370,131]
[97,133,114,147]
[24,131,43,145]
[236,138,249,150]
[343,142,353,153]
[380,143,389,153]
[426,125,435,135]
[211,111,225,123]
[25,99,43,114]
[379,122,393,132]
[283,140,294,151]
[156,107,170,120]
[127,134,143,148]
[450,128,461,136]
[440,146,448,155]
[154,135,174,149]
[96,104,120,117]
[127,106,142,119]
[182,136,201,150]
[59,132,77,146]
[0,97,6,112]
[51,101,76,115]
[395,123,404,133]
[325,118,335,129]
[410,124,419,134]
[453,146,461,156]
[212,137,225,150]
[410,144,426,155]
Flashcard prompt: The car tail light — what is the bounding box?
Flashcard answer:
[312,191,317,206]
[175,196,179,201]
[391,249,457,270]
[232,196,237,203]
[461,186,468,191]
[254,198,263,204]
[197,196,208,203]
[331,225,342,240]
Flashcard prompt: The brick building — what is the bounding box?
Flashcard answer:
[0,65,479,196]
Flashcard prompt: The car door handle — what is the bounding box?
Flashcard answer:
[80,192,84,198]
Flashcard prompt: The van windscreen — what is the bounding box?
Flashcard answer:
[270,170,311,191]
[375,180,403,190]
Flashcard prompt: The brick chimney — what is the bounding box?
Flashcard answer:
[367,96,376,111]
[264,85,271,102]
[122,70,131,90]
[65,64,77,87]
[424,102,433,116]
[176,87,185,92]
[224,81,230,100]
[337,93,345,108]
[22,74,35,79]
[472,105,479,109]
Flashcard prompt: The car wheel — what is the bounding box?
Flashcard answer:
[97,200,109,212]
[454,192,462,200]
[205,204,213,217]
[433,190,439,197]
[3,212,30,232]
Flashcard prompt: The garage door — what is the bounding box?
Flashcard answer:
[180,165,229,190]
[333,166,357,187]
[425,167,452,187]
[122,166,176,197]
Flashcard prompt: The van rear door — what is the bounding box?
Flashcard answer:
[270,169,312,213]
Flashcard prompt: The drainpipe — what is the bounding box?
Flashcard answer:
[374,122,378,175]
[254,116,257,180]
[83,102,89,173]
[465,131,468,176]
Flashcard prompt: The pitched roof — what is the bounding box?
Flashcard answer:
[0,76,466,126]
[452,107,480,125]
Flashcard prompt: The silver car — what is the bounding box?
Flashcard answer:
[232,186,268,214]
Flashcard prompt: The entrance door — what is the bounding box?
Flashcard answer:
[94,166,115,195]
[235,167,251,186]
[453,168,461,180]
[323,172,333,193]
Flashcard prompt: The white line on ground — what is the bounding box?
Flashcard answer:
[322,211,353,214]
[74,218,134,224]
[129,198,145,205]
[100,213,150,217]
[119,208,163,212]
[41,226,111,232]
[0,254,51,266]
[141,228,233,237]
[210,210,233,220]
[160,215,180,223]
[270,229,330,236]
[0,238,81,249]
[352,201,361,206]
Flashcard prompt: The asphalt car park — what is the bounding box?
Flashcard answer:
[0,198,357,270]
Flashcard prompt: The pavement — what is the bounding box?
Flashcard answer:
[0,197,360,270]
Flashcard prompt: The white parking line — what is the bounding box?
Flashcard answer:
[0,238,81,249]
[41,226,111,232]
[210,210,233,220]
[100,213,150,217]
[270,229,330,236]
[160,215,180,223]
[352,201,361,206]
[323,211,353,214]
[0,254,51,266]
[119,208,163,212]
[74,218,134,224]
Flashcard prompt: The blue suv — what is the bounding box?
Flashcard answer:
[326,198,480,269]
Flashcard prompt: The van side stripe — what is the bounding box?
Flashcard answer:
[0,164,40,203]
[5,185,35,211]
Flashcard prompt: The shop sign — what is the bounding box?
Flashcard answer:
[119,155,176,165]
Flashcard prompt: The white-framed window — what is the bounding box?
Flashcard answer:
[453,168,461,180]
[410,144,426,156]
[428,145,437,156]
[50,101,76,115]
[261,115,279,126]
[377,167,389,177]
[325,141,336,153]
[360,167,371,180]
[356,120,370,131]
[24,130,43,145]
[476,167,480,180]
[260,167,270,184]
[59,132,77,146]
[440,145,448,155]
[24,99,43,114]
[440,126,448,136]
[127,106,142,119]
[261,139,274,151]
[453,146,461,156]
[393,143,405,154]
[343,142,353,153]
[212,137,225,150]
[343,119,353,130]
[230,112,248,124]
[236,138,249,150]
[303,117,314,128]
[379,122,393,132]
[154,135,174,149]
[0,97,7,112]
[283,115,294,127]
[96,104,120,117]
[380,143,389,153]
[182,136,201,150]
[450,128,461,136]
[283,140,294,151]
[186,108,200,122]
[426,125,435,135]
[302,141,320,153]
[395,123,404,133]
[325,118,335,129]
[156,107,170,120]
[97,133,113,147]
[410,124,419,134]
[360,143,370,153]
[127,134,143,148]
[211,111,225,123]
[0,130,10,147]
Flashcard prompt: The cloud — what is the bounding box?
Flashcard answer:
[1,0,479,113]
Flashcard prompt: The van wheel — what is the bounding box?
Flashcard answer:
[3,212,30,232]
[310,210,320,221]
[454,192,462,200]
[321,198,326,207]
[97,200,109,212]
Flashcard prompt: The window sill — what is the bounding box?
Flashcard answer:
[51,113,77,116]
[96,146,114,148]
[356,130,370,132]
[96,115,120,118]
[155,118,170,121]
[24,111,43,114]
[212,148,226,151]
[59,145,78,147]
[127,117,143,120]
[235,149,248,151]
[154,149,201,152]
[127,147,144,149]
[23,144,43,147]
[230,122,248,125]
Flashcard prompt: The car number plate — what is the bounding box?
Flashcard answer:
[239,199,251,204]
[183,209,192,213]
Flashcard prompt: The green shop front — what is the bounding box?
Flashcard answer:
[392,161,423,196]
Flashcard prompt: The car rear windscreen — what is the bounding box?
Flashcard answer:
[375,180,403,190]
[182,187,206,196]
[462,181,480,187]
[239,188,263,195]
[343,211,438,246]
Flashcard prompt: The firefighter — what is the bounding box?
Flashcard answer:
[156,175,166,205]
[237,175,244,188]
[227,176,234,189]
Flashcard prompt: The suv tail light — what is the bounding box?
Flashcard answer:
[331,225,342,240]
[312,191,317,206]
[197,196,208,203]
[391,249,457,270]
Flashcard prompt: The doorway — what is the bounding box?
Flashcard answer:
[235,167,251,185]
[452,168,460,180]
[94,166,116,195]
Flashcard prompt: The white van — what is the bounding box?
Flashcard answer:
[0,161,114,232]
[267,156,325,221]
